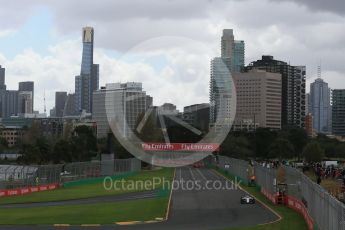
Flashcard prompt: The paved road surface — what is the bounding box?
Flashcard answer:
[0,167,278,230]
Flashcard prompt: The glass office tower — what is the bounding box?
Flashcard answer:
[75,27,99,114]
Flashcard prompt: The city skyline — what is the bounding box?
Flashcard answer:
[0,1,344,113]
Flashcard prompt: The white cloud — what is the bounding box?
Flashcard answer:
[1,40,81,113]
[0,0,344,114]
[0,36,215,113]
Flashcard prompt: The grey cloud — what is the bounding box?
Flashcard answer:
[271,0,345,15]
[1,0,345,96]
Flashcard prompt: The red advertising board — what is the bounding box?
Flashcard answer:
[142,143,220,152]
[261,188,314,230]
[0,183,59,198]
[285,195,314,230]
[261,187,278,204]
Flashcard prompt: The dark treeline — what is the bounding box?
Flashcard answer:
[2,119,344,165]
[220,127,345,162]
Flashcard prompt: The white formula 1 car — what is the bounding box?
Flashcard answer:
[240,195,255,204]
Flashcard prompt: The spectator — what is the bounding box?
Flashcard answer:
[317,176,322,185]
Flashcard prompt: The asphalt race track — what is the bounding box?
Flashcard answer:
[0,167,278,230]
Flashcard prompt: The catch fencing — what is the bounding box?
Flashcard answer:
[254,162,277,195]
[216,156,345,230]
[284,165,345,230]
[217,155,250,185]
[0,158,141,189]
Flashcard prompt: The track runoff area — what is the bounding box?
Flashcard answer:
[0,143,279,230]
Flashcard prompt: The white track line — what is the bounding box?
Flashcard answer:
[189,167,196,181]
[196,168,208,181]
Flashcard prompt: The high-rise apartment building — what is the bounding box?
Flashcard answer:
[92,83,152,138]
[75,27,99,114]
[18,81,34,112]
[233,69,282,130]
[244,55,306,128]
[55,91,67,117]
[332,89,345,136]
[310,78,331,134]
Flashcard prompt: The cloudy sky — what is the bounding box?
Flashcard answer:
[0,0,344,113]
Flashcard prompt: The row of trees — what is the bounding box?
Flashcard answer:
[3,115,343,164]
[220,127,333,162]
[15,124,98,164]
[134,112,341,162]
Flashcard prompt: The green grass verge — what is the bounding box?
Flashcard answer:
[0,168,174,205]
[0,197,169,225]
[216,169,308,230]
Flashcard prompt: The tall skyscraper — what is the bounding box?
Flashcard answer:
[221,29,245,73]
[92,83,152,138]
[244,55,306,128]
[209,30,244,130]
[75,27,99,114]
[18,81,34,112]
[332,89,345,136]
[55,91,67,117]
[233,69,282,130]
[0,65,6,90]
[310,78,331,134]
[209,57,233,128]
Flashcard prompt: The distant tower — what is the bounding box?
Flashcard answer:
[209,29,244,128]
[310,66,331,134]
[75,26,99,114]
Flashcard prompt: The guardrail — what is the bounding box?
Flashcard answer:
[284,165,345,230]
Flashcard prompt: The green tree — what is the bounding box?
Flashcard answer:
[221,133,253,158]
[254,128,278,159]
[71,126,98,161]
[268,138,294,160]
[17,144,41,164]
[335,143,345,158]
[52,139,73,163]
[302,142,324,163]
[0,137,8,153]
[22,122,42,145]
[286,128,308,159]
